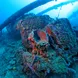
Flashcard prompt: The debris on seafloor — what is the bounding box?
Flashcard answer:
[14,14,78,78]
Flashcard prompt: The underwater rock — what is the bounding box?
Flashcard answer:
[1,14,78,78]
[16,17,78,77]
[21,50,69,77]
[6,14,78,55]
[47,18,78,55]
[15,15,78,55]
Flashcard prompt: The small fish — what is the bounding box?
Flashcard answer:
[46,26,61,46]
[46,26,52,36]
[37,30,48,42]
[46,26,57,38]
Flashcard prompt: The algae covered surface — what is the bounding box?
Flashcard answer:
[0,14,78,78]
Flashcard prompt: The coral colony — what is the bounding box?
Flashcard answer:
[0,14,78,78]
[15,14,78,78]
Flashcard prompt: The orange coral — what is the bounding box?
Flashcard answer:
[27,32,47,57]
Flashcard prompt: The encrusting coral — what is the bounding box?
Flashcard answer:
[15,14,78,78]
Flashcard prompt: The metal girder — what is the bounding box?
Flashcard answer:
[37,0,78,15]
[0,0,53,31]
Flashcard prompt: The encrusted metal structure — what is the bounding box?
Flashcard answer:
[0,0,53,31]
